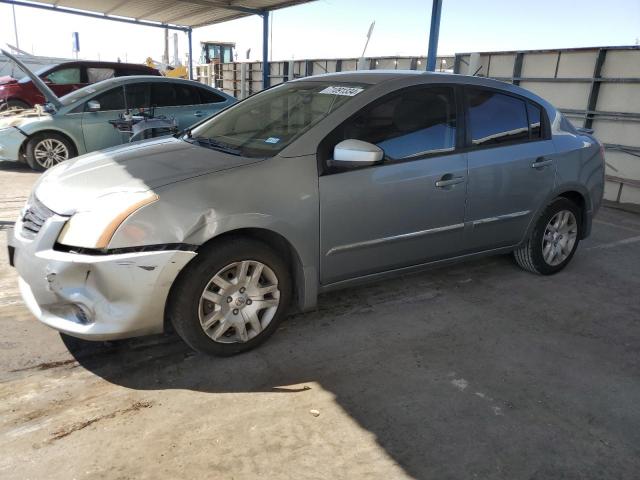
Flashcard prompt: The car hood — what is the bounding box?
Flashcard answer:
[0,49,61,110]
[35,136,261,215]
[0,106,50,125]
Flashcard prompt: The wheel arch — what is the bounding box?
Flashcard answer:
[20,128,80,160]
[165,227,310,334]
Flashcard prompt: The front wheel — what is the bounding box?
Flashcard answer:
[167,238,292,356]
[25,132,76,171]
[514,197,581,275]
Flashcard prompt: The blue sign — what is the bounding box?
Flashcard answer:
[72,32,80,53]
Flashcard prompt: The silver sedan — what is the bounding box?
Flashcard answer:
[9,71,605,355]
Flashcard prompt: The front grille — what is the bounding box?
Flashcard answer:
[21,197,55,238]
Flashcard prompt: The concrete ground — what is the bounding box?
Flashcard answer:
[1,160,639,480]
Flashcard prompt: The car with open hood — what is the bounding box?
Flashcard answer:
[8,70,604,356]
[0,49,235,171]
[0,59,160,111]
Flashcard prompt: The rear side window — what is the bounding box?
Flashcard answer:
[89,87,125,111]
[467,89,529,146]
[338,86,457,161]
[173,84,200,106]
[87,68,115,83]
[527,102,542,139]
[198,87,226,104]
[150,84,177,107]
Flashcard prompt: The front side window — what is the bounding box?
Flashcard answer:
[126,83,149,110]
[467,89,529,146]
[336,86,457,161]
[46,67,81,85]
[188,81,368,157]
[89,87,125,111]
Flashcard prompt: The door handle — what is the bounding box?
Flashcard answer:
[531,157,552,169]
[194,111,204,117]
[435,175,465,188]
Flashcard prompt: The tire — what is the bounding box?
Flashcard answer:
[514,197,581,275]
[1,99,30,111]
[25,132,76,171]
[167,237,292,356]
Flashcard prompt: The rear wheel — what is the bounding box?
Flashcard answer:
[25,132,75,171]
[1,99,29,111]
[514,197,581,275]
[167,238,292,356]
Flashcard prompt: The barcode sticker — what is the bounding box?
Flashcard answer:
[319,86,364,97]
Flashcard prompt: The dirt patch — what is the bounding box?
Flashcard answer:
[50,401,154,441]
[11,359,78,372]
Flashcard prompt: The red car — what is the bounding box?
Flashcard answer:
[0,60,160,110]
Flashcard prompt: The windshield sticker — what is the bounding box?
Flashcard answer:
[319,86,364,97]
[265,137,280,144]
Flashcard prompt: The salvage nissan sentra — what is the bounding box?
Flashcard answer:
[8,71,604,356]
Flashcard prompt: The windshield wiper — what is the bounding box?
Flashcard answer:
[189,136,243,156]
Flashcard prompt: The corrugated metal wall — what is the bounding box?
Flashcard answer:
[454,46,640,206]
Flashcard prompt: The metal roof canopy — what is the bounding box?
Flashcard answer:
[1,0,315,86]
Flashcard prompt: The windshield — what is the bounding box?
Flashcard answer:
[187,81,369,157]
[17,65,50,83]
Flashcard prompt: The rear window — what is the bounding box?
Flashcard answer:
[467,89,529,146]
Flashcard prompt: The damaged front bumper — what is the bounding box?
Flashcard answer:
[9,212,196,340]
[0,126,26,162]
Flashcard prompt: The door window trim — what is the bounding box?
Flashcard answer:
[460,85,551,153]
[318,83,465,176]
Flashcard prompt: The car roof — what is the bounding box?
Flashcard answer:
[86,75,217,90]
[51,60,155,70]
[294,70,553,108]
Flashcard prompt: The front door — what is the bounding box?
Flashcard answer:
[319,86,468,285]
[463,88,556,251]
[81,86,129,152]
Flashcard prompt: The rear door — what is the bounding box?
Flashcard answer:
[81,86,129,152]
[149,83,197,129]
[319,85,468,285]
[464,87,556,251]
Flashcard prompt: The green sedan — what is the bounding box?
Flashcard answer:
[0,49,235,171]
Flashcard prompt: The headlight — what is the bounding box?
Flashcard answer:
[57,191,158,249]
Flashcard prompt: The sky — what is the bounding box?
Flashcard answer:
[0,0,638,65]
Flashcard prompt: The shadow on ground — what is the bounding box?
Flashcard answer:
[61,253,640,479]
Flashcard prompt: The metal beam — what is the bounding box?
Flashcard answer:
[262,10,270,89]
[188,28,194,80]
[426,0,442,71]
[0,0,190,31]
[584,48,607,129]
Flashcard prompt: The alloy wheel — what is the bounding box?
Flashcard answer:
[542,210,578,266]
[33,138,69,169]
[198,260,280,344]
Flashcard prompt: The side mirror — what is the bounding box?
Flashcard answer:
[331,139,383,168]
[87,100,101,112]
